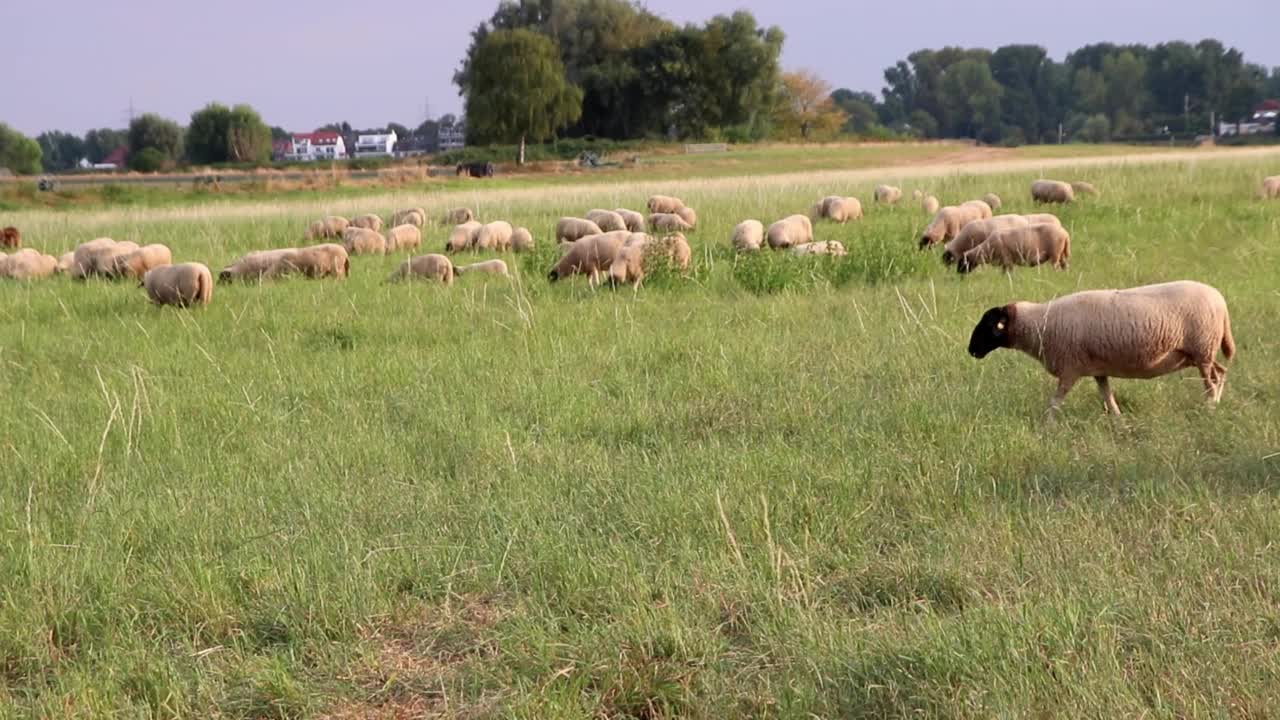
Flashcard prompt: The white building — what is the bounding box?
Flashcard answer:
[353,131,398,158]
[438,123,466,152]
[287,132,347,161]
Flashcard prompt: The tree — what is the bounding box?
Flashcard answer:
[226,105,272,163]
[0,124,43,175]
[939,59,1003,141]
[84,128,127,164]
[387,122,410,138]
[270,126,291,141]
[37,131,87,171]
[464,29,583,163]
[187,103,233,164]
[774,70,846,140]
[1102,50,1148,134]
[128,113,184,170]
[831,89,882,135]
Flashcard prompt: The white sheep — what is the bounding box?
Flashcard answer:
[941,215,1030,266]
[731,220,764,252]
[511,227,535,252]
[614,208,646,232]
[767,215,814,250]
[815,196,863,223]
[957,223,1070,274]
[386,225,423,253]
[350,213,384,232]
[388,254,455,284]
[446,221,483,253]
[442,207,475,225]
[1031,180,1075,204]
[305,216,350,240]
[455,259,510,277]
[586,210,628,233]
[0,249,57,280]
[961,199,994,220]
[391,208,427,227]
[648,213,693,233]
[474,221,514,251]
[343,227,387,256]
[142,263,213,307]
[647,195,685,214]
[109,243,172,279]
[918,205,987,248]
[982,193,1003,211]
[1071,181,1099,197]
[922,195,940,215]
[548,230,629,285]
[555,217,603,244]
[1262,176,1279,199]
[790,241,847,257]
[967,281,1235,416]
[674,206,698,229]
[875,185,903,205]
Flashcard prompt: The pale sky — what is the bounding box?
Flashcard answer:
[2,0,1276,136]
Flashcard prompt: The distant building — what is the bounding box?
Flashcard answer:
[438,123,466,152]
[353,131,398,158]
[287,132,346,161]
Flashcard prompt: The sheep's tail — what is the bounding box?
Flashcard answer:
[1220,311,1236,360]
[198,269,213,305]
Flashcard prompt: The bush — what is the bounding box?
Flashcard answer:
[1078,114,1112,143]
[129,147,167,172]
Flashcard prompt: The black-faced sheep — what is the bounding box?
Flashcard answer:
[548,230,629,285]
[957,223,1070,274]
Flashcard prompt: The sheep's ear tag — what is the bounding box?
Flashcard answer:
[996,321,1006,331]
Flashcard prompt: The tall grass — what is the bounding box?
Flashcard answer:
[1,150,1279,717]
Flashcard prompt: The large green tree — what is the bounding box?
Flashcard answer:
[84,128,127,164]
[128,114,184,170]
[0,124,43,175]
[188,103,272,165]
[463,29,583,163]
[37,131,87,171]
[939,59,1003,141]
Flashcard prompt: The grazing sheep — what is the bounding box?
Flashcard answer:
[555,217,603,244]
[614,208,646,232]
[982,193,1003,211]
[674,206,698,229]
[957,223,1070,274]
[815,196,863,223]
[607,233,689,287]
[442,207,475,225]
[912,189,924,201]
[218,249,300,283]
[391,208,427,227]
[665,233,692,272]
[767,215,815,250]
[1262,176,1279,199]
[647,195,686,214]
[446,221,484,253]
[1023,213,1062,227]
[305,215,350,240]
[790,241,848,257]
[648,213,693,233]
[350,214,384,232]
[475,221,514,251]
[922,195,941,215]
[967,281,1235,416]
[110,243,173,279]
[142,263,213,307]
[55,251,76,275]
[387,254,455,285]
[1071,181,1099,197]
[961,200,994,220]
[71,239,140,279]
[875,185,903,205]
[548,230,629,285]
[385,224,423,253]
[455,259,510,277]
[1031,179,1075,204]
[586,210,628,233]
[941,215,1031,266]
[0,249,57,280]
[1,226,20,248]
[918,205,988,248]
[302,243,351,278]
[731,220,765,252]
[511,227,535,252]
[343,227,387,256]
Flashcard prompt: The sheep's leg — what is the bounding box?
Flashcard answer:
[1046,375,1079,419]
[1094,377,1121,416]
[1198,364,1223,404]
[1211,361,1228,402]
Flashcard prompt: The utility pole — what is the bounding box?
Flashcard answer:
[1184,93,1190,135]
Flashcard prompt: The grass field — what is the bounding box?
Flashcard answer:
[2,146,1280,718]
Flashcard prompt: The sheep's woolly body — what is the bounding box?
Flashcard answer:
[815,196,862,223]
[922,195,940,215]
[1070,181,1099,197]
[586,210,628,233]
[303,244,350,278]
[555,217,603,243]
[475,221,514,251]
[614,208,646,233]
[391,208,427,228]
[0,249,58,280]
[790,241,847,257]
[511,227,535,252]
[961,200,994,220]
[549,230,629,284]
[674,206,698,228]
[1023,213,1062,227]
[306,216,350,241]
[350,214,384,232]
[647,195,685,214]
[982,193,1003,211]
[111,244,173,279]
[731,220,764,252]
[447,221,484,252]
[1262,176,1280,199]
[766,215,814,250]
[919,205,987,247]
[959,223,1070,273]
[608,233,690,287]
[143,263,214,307]
[386,225,423,252]
[1031,180,1075,204]
[874,185,903,204]
[56,251,76,275]
[455,259,510,277]
[942,215,1030,265]
[388,254,455,284]
[219,248,306,282]
[71,239,139,279]
[343,227,387,256]
[443,208,475,225]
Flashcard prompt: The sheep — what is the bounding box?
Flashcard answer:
[305,215,350,240]
[922,195,940,215]
[665,232,692,272]
[607,233,689,287]
[142,263,213,307]
[109,243,173,279]
[731,220,764,252]
[647,195,686,214]
[941,215,1031,266]
[875,185,903,205]
[387,254,455,285]
[789,241,848,257]
[982,193,1003,211]
[0,249,57,280]
[614,208,646,232]
[1071,181,1099,197]
[446,221,483,253]
[511,227,535,252]
[343,227,387,256]
[548,230,629,285]
[555,217,603,244]
[350,213,384,232]
[586,210,628,233]
[957,223,1071,274]
[71,239,139,279]
[961,199,994,220]
[1262,176,1280,199]
[967,281,1235,416]
[912,189,924,201]
[55,251,76,275]
[474,221,514,251]
[385,224,423,253]
[767,215,814,250]
[455,259,510,277]
[648,213,693,233]
[815,196,863,223]
[442,207,475,225]
[1,226,19,248]
[391,208,427,227]
[918,205,987,248]
[218,249,300,283]
[300,243,350,278]
[674,206,698,229]
[1023,213,1062,227]
[1031,179,1075,204]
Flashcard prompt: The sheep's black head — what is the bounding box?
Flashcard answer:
[956,254,975,274]
[918,235,933,250]
[941,249,956,266]
[969,305,1013,359]
[217,270,233,284]
[547,268,560,283]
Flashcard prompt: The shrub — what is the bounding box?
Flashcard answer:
[129,147,167,173]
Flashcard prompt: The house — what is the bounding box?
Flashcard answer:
[438,122,466,152]
[353,131,397,158]
[287,132,346,161]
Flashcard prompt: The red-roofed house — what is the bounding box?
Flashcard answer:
[287,132,346,162]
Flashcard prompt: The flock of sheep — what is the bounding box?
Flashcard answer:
[2,172,1273,417]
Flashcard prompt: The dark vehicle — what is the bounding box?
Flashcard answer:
[456,162,496,178]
